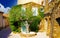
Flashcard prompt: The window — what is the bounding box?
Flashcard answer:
[40,7,44,12]
[32,7,38,16]
[21,7,26,16]
[56,17,60,25]
[22,7,26,12]
[48,0,51,2]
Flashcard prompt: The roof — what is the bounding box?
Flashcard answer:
[0,11,4,14]
[19,2,44,7]
[18,0,44,5]
[3,14,9,18]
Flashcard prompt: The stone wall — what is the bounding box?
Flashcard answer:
[0,12,3,30]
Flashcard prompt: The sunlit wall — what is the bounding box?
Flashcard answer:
[18,0,44,5]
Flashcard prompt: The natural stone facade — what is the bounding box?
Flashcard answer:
[0,12,3,30]
[39,0,60,38]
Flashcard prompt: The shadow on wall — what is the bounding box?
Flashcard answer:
[0,26,11,38]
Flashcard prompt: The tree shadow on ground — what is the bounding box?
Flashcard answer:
[0,26,11,38]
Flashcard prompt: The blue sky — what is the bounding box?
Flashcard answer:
[0,0,17,14]
[0,0,17,8]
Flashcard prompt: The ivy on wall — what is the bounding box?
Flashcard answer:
[9,5,44,32]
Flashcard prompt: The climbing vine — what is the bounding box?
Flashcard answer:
[9,5,44,32]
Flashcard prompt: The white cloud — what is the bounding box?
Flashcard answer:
[0,3,11,14]
[0,4,5,12]
[4,7,11,14]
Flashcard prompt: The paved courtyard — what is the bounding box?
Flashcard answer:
[8,32,49,38]
[0,26,49,38]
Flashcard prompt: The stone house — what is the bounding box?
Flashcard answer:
[0,4,10,30]
[18,2,44,33]
[3,14,9,28]
[0,12,3,30]
[0,12,9,30]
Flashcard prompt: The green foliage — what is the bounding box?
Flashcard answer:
[29,16,41,32]
[29,7,44,32]
[9,5,22,32]
[38,7,44,19]
[9,5,44,32]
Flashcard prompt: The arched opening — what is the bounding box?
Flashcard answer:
[56,17,60,26]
